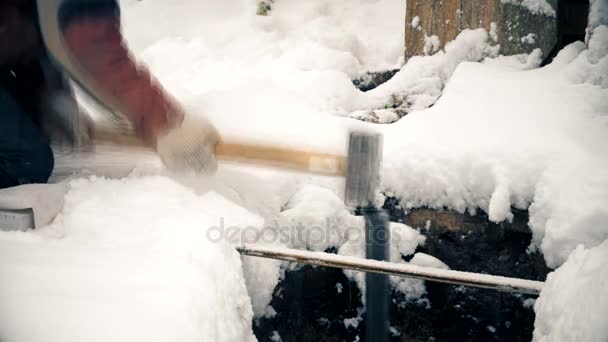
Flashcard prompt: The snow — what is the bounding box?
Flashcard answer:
[344,317,362,329]
[409,253,449,270]
[0,176,256,342]
[533,240,608,342]
[423,35,441,55]
[270,330,283,342]
[411,16,420,29]
[588,0,608,33]
[566,25,608,88]
[382,27,608,268]
[500,0,556,17]
[0,0,606,339]
[520,33,537,44]
[277,184,363,252]
[489,22,498,42]
[349,28,500,122]
[523,298,536,309]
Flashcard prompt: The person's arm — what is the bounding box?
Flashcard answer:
[36,0,218,173]
[57,0,182,145]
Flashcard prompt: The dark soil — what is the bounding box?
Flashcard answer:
[352,70,400,92]
[253,197,551,342]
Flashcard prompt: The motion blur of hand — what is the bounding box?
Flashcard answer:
[156,113,220,174]
[56,4,219,175]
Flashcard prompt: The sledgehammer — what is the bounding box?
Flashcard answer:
[92,128,381,184]
[222,132,388,342]
[95,128,389,341]
[217,132,388,342]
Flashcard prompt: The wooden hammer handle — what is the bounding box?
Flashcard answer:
[215,142,346,176]
[92,127,347,176]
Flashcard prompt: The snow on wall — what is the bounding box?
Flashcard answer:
[500,0,556,17]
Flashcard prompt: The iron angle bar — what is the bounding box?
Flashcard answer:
[236,244,544,296]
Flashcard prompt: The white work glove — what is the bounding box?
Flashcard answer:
[156,114,219,174]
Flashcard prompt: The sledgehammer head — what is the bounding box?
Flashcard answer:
[344,131,383,208]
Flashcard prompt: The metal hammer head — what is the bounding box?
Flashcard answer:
[344,131,383,208]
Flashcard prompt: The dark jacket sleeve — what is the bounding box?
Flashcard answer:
[58,0,120,29]
[0,0,41,67]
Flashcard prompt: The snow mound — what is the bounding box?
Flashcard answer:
[0,176,256,342]
[566,25,608,87]
[588,0,608,33]
[533,240,608,341]
[352,28,500,122]
[382,31,608,268]
[277,184,363,252]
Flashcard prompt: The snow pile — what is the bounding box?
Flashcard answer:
[380,25,607,268]
[564,25,608,88]
[483,48,543,70]
[533,240,608,341]
[0,176,257,342]
[500,0,556,17]
[277,184,363,252]
[588,0,608,33]
[526,26,608,267]
[351,28,500,122]
[4,0,604,339]
[121,0,405,77]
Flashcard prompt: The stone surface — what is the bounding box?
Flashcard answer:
[0,209,35,231]
[404,0,558,61]
[352,70,400,92]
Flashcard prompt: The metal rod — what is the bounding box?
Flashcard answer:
[236,245,544,296]
[362,207,389,342]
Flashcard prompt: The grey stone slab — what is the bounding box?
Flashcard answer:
[0,183,67,230]
[0,209,35,231]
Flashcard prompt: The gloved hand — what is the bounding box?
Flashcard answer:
[156,113,220,174]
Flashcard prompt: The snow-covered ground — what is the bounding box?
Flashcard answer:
[0,0,607,341]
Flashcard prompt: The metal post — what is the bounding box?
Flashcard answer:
[361,207,389,342]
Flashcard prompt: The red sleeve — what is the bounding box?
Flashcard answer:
[60,5,183,145]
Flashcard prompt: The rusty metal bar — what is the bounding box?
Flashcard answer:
[236,244,544,296]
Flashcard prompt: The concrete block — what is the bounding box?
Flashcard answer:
[0,183,66,230]
[0,209,35,231]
